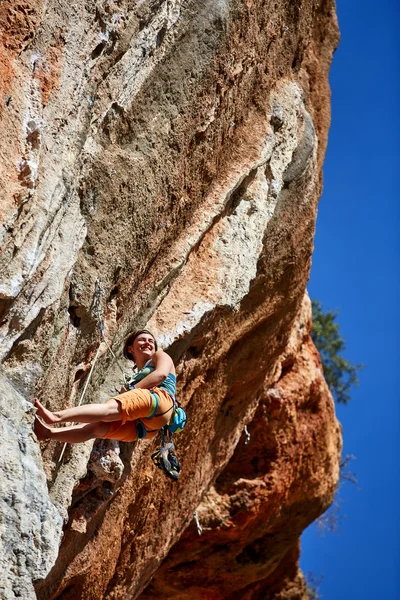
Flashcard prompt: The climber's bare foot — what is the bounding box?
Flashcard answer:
[34,416,52,441]
[34,398,60,424]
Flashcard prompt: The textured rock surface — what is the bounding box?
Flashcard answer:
[0,0,340,598]
[0,370,63,600]
[142,296,341,599]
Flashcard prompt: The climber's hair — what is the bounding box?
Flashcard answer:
[123,329,158,361]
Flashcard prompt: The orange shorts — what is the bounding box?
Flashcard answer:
[101,387,174,442]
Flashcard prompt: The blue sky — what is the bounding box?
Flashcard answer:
[300,1,400,598]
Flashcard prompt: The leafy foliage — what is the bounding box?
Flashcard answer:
[306,459,358,596]
[311,300,363,404]
[306,585,321,600]
[316,454,357,534]
[305,573,323,599]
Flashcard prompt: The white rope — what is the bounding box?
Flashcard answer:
[101,335,126,379]
[56,342,103,468]
[94,278,126,378]
[53,279,126,474]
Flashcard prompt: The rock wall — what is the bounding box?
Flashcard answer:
[143,297,341,600]
[0,370,63,600]
[0,1,340,599]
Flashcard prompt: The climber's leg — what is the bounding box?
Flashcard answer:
[34,418,109,443]
[34,398,122,425]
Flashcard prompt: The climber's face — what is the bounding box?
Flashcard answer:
[128,333,156,363]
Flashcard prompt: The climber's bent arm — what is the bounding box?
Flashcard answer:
[133,349,174,390]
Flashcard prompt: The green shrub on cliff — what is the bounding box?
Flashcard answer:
[305,573,322,599]
[311,300,362,404]
[306,584,321,600]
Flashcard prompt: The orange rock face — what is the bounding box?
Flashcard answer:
[0,0,44,216]
[142,297,341,600]
[0,1,341,599]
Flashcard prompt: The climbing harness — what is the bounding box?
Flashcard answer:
[125,358,186,433]
[193,511,203,536]
[134,391,175,439]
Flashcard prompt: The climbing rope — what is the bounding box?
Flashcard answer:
[53,279,125,475]
[52,278,185,483]
[55,343,103,470]
[93,278,126,379]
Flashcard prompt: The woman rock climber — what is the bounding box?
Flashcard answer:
[33,330,176,444]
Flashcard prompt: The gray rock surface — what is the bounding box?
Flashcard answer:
[0,370,63,600]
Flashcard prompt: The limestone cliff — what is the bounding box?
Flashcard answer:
[0,1,341,599]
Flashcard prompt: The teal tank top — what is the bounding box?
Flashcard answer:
[127,360,176,400]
